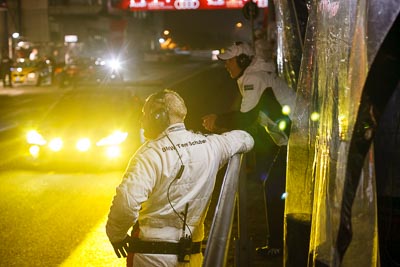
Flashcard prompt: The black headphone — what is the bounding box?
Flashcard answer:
[234,41,252,69]
[236,53,252,69]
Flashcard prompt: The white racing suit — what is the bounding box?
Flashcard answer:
[106,123,254,266]
[237,57,296,146]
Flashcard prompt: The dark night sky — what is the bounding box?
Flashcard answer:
[161,9,266,49]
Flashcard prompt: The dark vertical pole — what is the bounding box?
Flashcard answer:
[266,0,275,43]
[17,0,22,34]
[3,9,9,55]
[250,2,255,49]
[235,154,254,266]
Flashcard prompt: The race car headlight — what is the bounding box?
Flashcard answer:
[26,130,46,145]
[108,59,121,71]
[76,138,91,152]
[29,145,40,158]
[48,138,63,152]
[96,131,128,146]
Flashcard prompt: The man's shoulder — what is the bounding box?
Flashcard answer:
[245,60,275,77]
[241,71,269,91]
[134,140,162,156]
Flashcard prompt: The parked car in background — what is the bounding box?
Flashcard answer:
[11,59,53,86]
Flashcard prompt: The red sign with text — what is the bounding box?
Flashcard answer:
[113,0,267,10]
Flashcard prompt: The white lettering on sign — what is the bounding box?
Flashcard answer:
[255,0,268,8]
[130,0,147,8]
[207,0,224,6]
[174,0,200,9]
[225,0,243,8]
[149,1,169,8]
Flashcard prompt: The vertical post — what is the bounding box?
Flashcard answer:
[8,40,12,62]
[266,0,275,44]
[203,154,244,267]
[235,154,253,266]
[250,2,255,49]
[2,9,9,55]
[242,1,259,50]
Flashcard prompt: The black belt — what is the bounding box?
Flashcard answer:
[129,238,202,255]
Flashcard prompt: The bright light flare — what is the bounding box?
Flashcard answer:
[27,72,36,79]
[108,59,121,71]
[29,145,40,158]
[26,130,46,145]
[95,58,106,66]
[310,112,320,121]
[97,131,128,146]
[278,120,287,131]
[282,105,291,116]
[211,50,219,61]
[76,138,91,152]
[49,138,63,152]
[106,146,121,159]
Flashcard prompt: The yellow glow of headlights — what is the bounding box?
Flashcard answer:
[49,138,63,151]
[29,145,40,158]
[278,120,287,131]
[26,130,46,145]
[27,72,36,79]
[282,105,291,115]
[97,131,128,146]
[76,138,91,152]
[106,146,121,158]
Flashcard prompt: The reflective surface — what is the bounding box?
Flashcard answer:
[277,0,400,266]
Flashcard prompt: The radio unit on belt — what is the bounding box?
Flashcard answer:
[128,203,198,263]
[178,202,191,262]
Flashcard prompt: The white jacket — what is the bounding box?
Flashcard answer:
[237,57,296,118]
[106,123,254,266]
[237,57,296,146]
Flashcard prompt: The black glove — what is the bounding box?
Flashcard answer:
[111,235,131,258]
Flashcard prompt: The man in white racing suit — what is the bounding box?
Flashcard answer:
[106,89,254,266]
[202,42,296,257]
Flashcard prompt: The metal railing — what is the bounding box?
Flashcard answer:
[203,153,253,267]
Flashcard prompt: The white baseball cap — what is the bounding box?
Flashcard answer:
[217,42,255,60]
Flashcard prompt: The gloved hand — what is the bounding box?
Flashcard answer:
[111,235,131,258]
[202,114,217,132]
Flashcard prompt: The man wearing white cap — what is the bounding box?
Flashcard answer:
[202,41,296,258]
